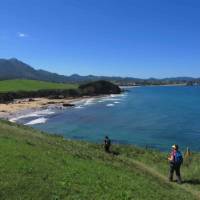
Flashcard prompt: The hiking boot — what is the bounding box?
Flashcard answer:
[177,179,182,184]
[168,178,173,182]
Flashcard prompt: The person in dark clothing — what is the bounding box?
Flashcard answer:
[104,136,111,153]
[168,144,183,184]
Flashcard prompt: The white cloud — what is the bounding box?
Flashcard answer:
[17,32,28,38]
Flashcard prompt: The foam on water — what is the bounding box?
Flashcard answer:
[10,113,40,122]
[103,98,121,101]
[111,93,127,97]
[75,105,84,109]
[98,95,123,103]
[110,94,123,97]
[106,104,114,107]
[73,93,126,107]
[73,98,96,108]
[25,117,48,125]
[73,99,86,105]
[84,98,95,105]
[9,109,55,122]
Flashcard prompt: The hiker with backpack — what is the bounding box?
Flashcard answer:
[168,144,183,184]
[104,136,111,153]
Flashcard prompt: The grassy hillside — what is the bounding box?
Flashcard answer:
[0,79,78,92]
[0,120,200,200]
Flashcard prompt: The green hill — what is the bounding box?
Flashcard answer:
[0,58,71,83]
[0,79,78,93]
[0,120,200,200]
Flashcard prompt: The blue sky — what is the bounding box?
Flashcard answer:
[0,0,200,78]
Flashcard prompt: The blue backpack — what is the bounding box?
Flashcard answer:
[174,151,183,164]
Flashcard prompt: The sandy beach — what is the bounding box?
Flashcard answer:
[0,94,112,121]
[0,97,89,119]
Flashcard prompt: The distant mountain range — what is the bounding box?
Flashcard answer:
[0,58,199,85]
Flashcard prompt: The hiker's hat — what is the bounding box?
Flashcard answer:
[172,144,178,150]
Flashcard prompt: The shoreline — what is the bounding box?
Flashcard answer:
[148,83,187,87]
[120,83,187,87]
[0,95,108,121]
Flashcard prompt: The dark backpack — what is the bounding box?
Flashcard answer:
[105,139,111,146]
[174,151,183,165]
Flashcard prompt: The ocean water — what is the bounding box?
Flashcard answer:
[15,86,200,151]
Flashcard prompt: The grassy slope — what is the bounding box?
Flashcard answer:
[0,79,78,92]
[0,120,199,200]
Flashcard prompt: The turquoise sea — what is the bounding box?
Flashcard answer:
[15,86,200,151]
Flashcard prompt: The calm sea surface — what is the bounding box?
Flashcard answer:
[17,86,200,151]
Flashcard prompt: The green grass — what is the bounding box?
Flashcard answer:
[0,79,78,92]
[0,120,200,200]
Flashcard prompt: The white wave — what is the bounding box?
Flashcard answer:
[99,96,121,102]
[25,117,48,125]
[105,98,121,101]
[84,98,95,105]
[75,106,84,109]
[9,109,55,122]
[110,94,123,98]
[73,98,95,107]
[10,113,40,122]
[106,104,114,107]
[73,99,86,105]
[36,109,55,115]
[74,94,126,107]
[110,93,127,97]
[114,101,120,104]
